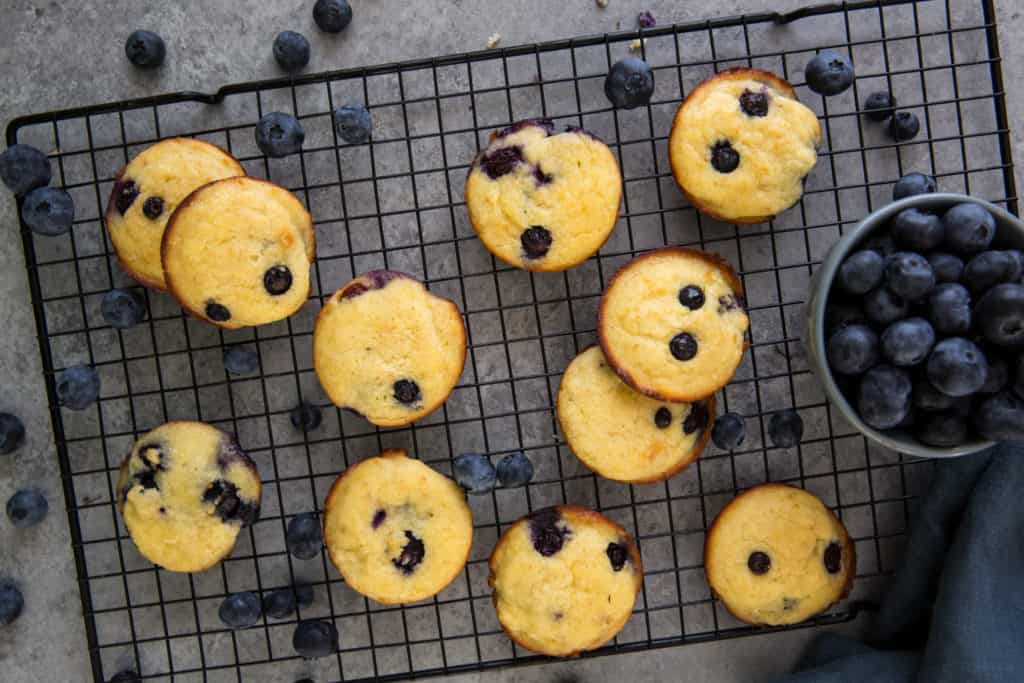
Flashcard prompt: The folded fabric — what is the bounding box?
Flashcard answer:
[772,443,1024,683]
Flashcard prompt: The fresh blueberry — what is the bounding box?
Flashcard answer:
[767,409,804,448]
[973,391,1024,441]
[864,287,910,325]
[827,324,879,375]
[711,412,746,450]
[863,232,899,257]
[333,104,373,144]
[927,337,988,397]
[452,453,497,495]
[313,0,353,33]
[0,144,51,196]
[22,186,74,236]
[290,402,322,431]
[0,413,25,455]
[857,365,912,430]
[293,620,338,659]
[223,347,259,376]
[286,512,323,560]
[963,251,1019,294]
[255,112,305,158]
[891,208,943,251]
[56,365,100,411]
[1005,250,1024,281]
[837,250,884,294]
[218,591,261,629]
[926,252,964,283]
[825,300,866,335]
[926,283,971,336]
[6,489,47,528]
[1014,356,1024,400]
[604,57,655,109]
[974,283,1024,348]
[880,317,934,367]
[124,30,166,69]
[108,671,141,683]
[915,411,967,447]
[863,91,897,122]
[912,377,956,412]
[884,252,935,301]
[942,203,996,256]
[979,354,1010,394]
[888,112,920,142]
[263,588,298,620]
[273,31,311,71]
[893,172,937,200]
[496,452,534,488]
[101,289,147,329]
[804,50,855,96]
[0,580,24,626]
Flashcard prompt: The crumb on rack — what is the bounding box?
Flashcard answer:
[629,38,646,53]
[638,10,656,28]
[596,0,609,7]
[487,33,502,49]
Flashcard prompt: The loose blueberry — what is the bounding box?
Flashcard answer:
[683,401,709,435]
[286,512,323,560]
[313,0,353,33]
[637,10,656,28]
[913,377,956,412]
[0,413,26,455]
[1005,250,1024,281]
[711,412,745,450]
[496,452,534,488]
[293,620,338,659]
[604,57,655,109]
[888,112,920,141]
[880,317,935,367]
[0,144,51,196]
[393,379,421,405]
[205,302,232,322]
[974,391,1024,441]
[863,91,897,122]
[263,588,299,620]
[678,284,705,310]
[825,301,867,335]
[942,203,996,256]
[124,30,166,68]
[979,355,1009,394]
[521,225,553,260]
[0,581,24,626]
[739,89,769,117]
[891,208,943,252]
[452,453,497,495]
[255,112,305,158]
[273,31,311,71]
[392,530,425,575]
[858,365,912,429]
[826,324,879,375]
[218,591,261,629]
[56,365,100,411]
[974,283,1024,348]
[768,409,804,448]
[606,542,629,571]
[837,250,884,295]
[804,50,855,96]
[884,252,935,301]
[333,104,373,144]
[926,252,964,283]
[926,283,972,336]
[927,337,988,397]
[747,551,771,575]
[529,507,568,557]
[6,489,47,528]
[823,543,843,574]
[108,671,141,683]
[963,251,1019,294]
[669,332,698,361]
[654,406,672,429]
[223,347,259,376]
[290,402,322,431]
[142,196,164,219]
[101,289,147,329]
[710,140,740,173]
[22,186,74,236]
[864,287,910,326]
[479,145,524,179]
[863,232,899,257]
[263,265,293,295]
[893,172,937,200]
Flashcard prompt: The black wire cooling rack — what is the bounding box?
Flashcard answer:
[5,0,1016,681]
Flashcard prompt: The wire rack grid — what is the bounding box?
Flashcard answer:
[5,0,1016,681]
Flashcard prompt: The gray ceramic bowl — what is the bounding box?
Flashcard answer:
[806,192,1024,458]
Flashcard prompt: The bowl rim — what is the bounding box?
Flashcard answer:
[807,192,1020,458]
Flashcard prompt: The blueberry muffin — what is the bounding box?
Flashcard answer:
[105,138,246,289]
[668,69,821,224]
[465,119,622,271]
[162,176,315,329]
[557,346,714,482]
[489,505,642,657]
[599,247,749,402]
[116,421,261,573]
[323,449,473,604]
[704,484,855,626]
[313,271,466,427]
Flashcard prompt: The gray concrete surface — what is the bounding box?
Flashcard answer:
[0,1,1021,681]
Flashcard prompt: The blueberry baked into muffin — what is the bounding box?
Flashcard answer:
[105,138,246,289]
[465,118,622,271]
[704,483,855,626]
[599,247,749,402]
[313,271,466,427]
[489,505,642,657]
[161,176,315,328]
[668,68,821,224]
[323,449,473,604]
[116,421,261,573]
[557,346,714,482]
